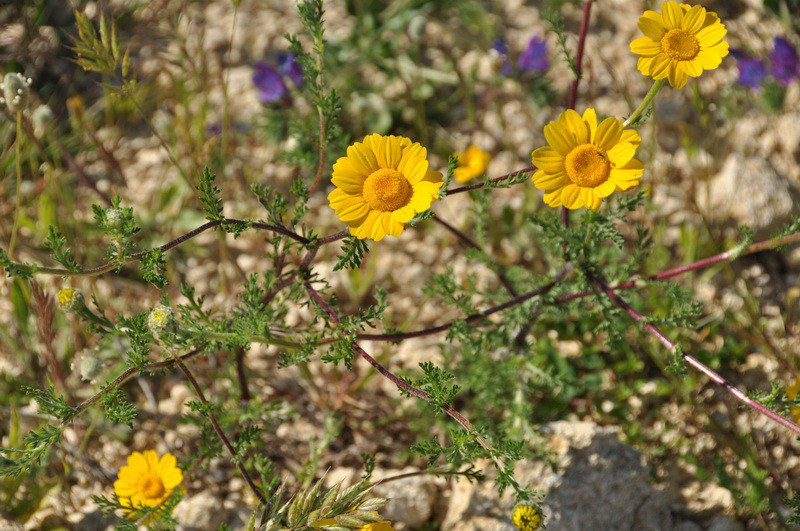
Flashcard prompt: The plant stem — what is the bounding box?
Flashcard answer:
[204,330,303,350]
[587,272,800,437]
[167,349,267,504]
[303,279,495,452]
[623,78,666,127]
[9,111,23,257]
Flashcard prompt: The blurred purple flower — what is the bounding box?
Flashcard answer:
[278,52,304,87]
[518,35,549,72]
[493,38,512,76]
[732,51,766,88]
[771,37,799,86]
[252,62,287,103]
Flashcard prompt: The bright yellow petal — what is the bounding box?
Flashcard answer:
[347,142,379,175]
[649,54,673,79]
[143,450,159,471]
[668,62,689,88]
[544,121,576,155]
[560,184,581,209]
[391,204,416,223]
[695,42,728,69]
[630,36,662,57]
[620,129,641,147]
[351,210,381,240]
[329,189,370,222]
[580,188,602,210]
[582,108,598,139]
[543,189,564,207]
[332,159,367,193]
[594,118,623,151]
[560,109,590,145]
[638,11,666,41]
[593,180,616,198]
[127,451,147,471]
[532,146,565,173]
[661,1,684,29]
[681,58,703,77]
[681,5,706,34]
[610,159,644,185]
[397,143,427,182]
[532,170,570,193]
[453,166,475,183]
[607,142,637,167]
[695,22,726,47]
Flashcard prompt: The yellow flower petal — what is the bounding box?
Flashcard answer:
[681,4,706,34]
[594,118,623,151]
[543,121,576,155]
[607,142,636,167]
[695,22,727,47]
[630,36,662,57]
[582,108,598,139]
[668,62,689,88]
[560,109,590,145]
[580,188,602,210]
[560,184,581,209]
[638,11,667,41]
[532,170,570,193]
[532,147,565,173]
[661,1,684,28]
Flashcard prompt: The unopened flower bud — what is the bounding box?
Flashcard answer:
[2,73,31,112]
[57,288,83,313]
[73,350,103,382]
[31,105,54,137]
[147,305,175,333]
[105,208,125,229]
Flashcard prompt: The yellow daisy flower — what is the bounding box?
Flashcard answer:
[453,145,491,183]
[531,109,644,210]
[786,378,800,423]
[328,133,443,241]
[114,450,183,511]
[630,1,728,88]
[512,503,543,530]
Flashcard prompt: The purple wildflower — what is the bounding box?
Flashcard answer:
[278,52,304,87]
[771,37,799,86]
[252,62,287,103]
[731,51,766,89]
[518,35,549,72]
[493,38,512,76]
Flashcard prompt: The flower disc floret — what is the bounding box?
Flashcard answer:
[630,1,729,88]
[57,288,83,313]
[328,133,443,241]
[114,450,183,511]
[531,108,644,210]
[362,169,413,211]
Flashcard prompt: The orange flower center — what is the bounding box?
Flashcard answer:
[564,144,611,187]
[362,168,412,212]
[139,473,166,500]
[661,29,700,61]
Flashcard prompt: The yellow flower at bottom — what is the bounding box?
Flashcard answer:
[512,503,543,530]
[531,108,644,210]
[328,134,443,241]
[786,378,800,423]
[114,450,183,511]
[630,1,728,88]
[453,145,491,183]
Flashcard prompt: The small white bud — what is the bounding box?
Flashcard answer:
[3,73,29,111]
[104,208,125,228]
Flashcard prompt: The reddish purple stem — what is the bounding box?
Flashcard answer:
[587,273,800,437]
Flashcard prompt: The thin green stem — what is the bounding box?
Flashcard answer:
[9,111,23,257]
[204,330,304,350]
[623,78,665,127]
